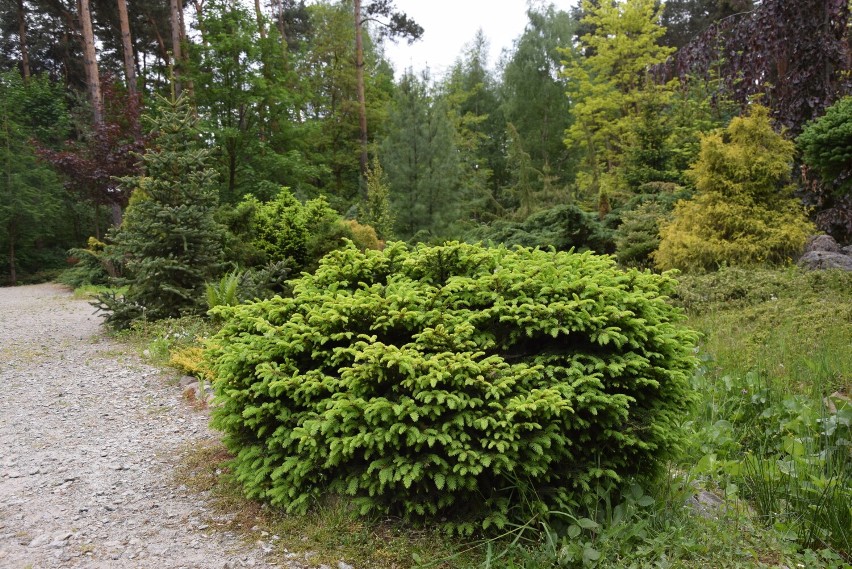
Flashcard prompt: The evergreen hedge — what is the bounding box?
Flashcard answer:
[208,242,698,534]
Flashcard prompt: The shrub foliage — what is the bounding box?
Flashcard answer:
[654,105,814,271]
[208,242,698,534]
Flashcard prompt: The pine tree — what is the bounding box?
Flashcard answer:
[361,156,394,240]
[101,94,225,328]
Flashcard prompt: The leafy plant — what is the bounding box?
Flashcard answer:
[208,242,698,535]
[206,270,242,311]
[466,204,614,255]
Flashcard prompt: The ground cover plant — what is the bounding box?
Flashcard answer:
[95,260,851,568]
[207,241,698,535]
[675,267,852,561]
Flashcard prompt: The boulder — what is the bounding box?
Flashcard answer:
[804,234,842,253]
[798,250,852,271]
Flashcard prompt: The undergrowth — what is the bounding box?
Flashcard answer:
[109,265,851,567]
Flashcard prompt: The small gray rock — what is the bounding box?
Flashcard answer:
[178,375,197,388]
[28,534,52,548]
[804,234,842,253]
[338,561,355,569]
[798,250,852,271]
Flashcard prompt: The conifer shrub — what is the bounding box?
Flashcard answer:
[466,204,615,254]
[97,95,224,329]
[208,242,698,534]
[654,105,814,271]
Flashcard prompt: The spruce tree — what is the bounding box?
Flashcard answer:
[101,95,224,328]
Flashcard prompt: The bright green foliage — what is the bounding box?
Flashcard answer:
[208,242,697,534]
[236,188,353,273]
[655,106,814,271]
[360,156,395,240]
[102,95,225,328]
[563,0,675,200]
[798,96,852,196]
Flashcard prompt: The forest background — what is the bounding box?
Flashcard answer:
[1,0,850,285]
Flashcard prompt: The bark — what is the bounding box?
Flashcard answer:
[16,0,30,83]
[169,0,184,98]
[78,0,102,124]
[116,0,136,97]
[191,0,209,47]
[253,0,266,40]
[354,0,369,182]
[110,200,123,228]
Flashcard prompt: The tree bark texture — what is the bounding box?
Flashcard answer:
[116,0,136,97]
[16,0,30,82]
[354,0,369,181]
[78,0,102,124]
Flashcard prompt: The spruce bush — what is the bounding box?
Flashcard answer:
[209,242,698,534]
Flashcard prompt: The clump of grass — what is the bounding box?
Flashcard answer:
[173,440,484,569]
[675,266,851,561]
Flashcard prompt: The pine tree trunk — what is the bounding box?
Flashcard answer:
[169,0,184,98]
[254,0,266,40]
[116,0,136,97]
[78,0,102,124]
[16,0,30,83]
[354,0,369,182]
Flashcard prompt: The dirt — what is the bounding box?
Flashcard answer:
[0,283,285,568]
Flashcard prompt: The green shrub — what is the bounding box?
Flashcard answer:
[208,242,698,534]
[98,95,225,329]
[58,237,116,288]
[654,105,814,271]
[466,204,615,254]
[798,96,852,197]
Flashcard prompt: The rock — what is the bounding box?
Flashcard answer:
[338,562,355,569]
[798,250,852,271]
[844,244,852,255]
[178,376,197,388]
[28,534,52,548]
[688,490,725,519]
[804,234,842,253]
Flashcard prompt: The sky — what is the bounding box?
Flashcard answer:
[381,0,579,80]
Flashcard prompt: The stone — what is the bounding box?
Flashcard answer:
[178,376,197,388]
[798,250,852,271]
[804,234,842,253]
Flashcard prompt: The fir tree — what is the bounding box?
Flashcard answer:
[100,95,225,328]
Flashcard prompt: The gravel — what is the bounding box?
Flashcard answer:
[0,283,294,568]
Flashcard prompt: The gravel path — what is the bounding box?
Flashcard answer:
[0,284,281,568]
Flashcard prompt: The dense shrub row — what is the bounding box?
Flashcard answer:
[208,242,698,534]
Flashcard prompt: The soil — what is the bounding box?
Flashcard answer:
[0,283,284,568]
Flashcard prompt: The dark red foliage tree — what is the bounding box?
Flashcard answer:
[39,76,144,237]
[670,0,850,134]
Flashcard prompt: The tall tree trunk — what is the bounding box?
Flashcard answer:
[354,0,369,183]
[169,0,184,98]
[116,0,136,97]
[78,0,102,124]
[16,0,30,83]
[253,0,266,40]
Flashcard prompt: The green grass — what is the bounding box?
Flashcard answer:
[112,266,852,568]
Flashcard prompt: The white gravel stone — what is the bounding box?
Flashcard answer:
[0,283,304,568]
